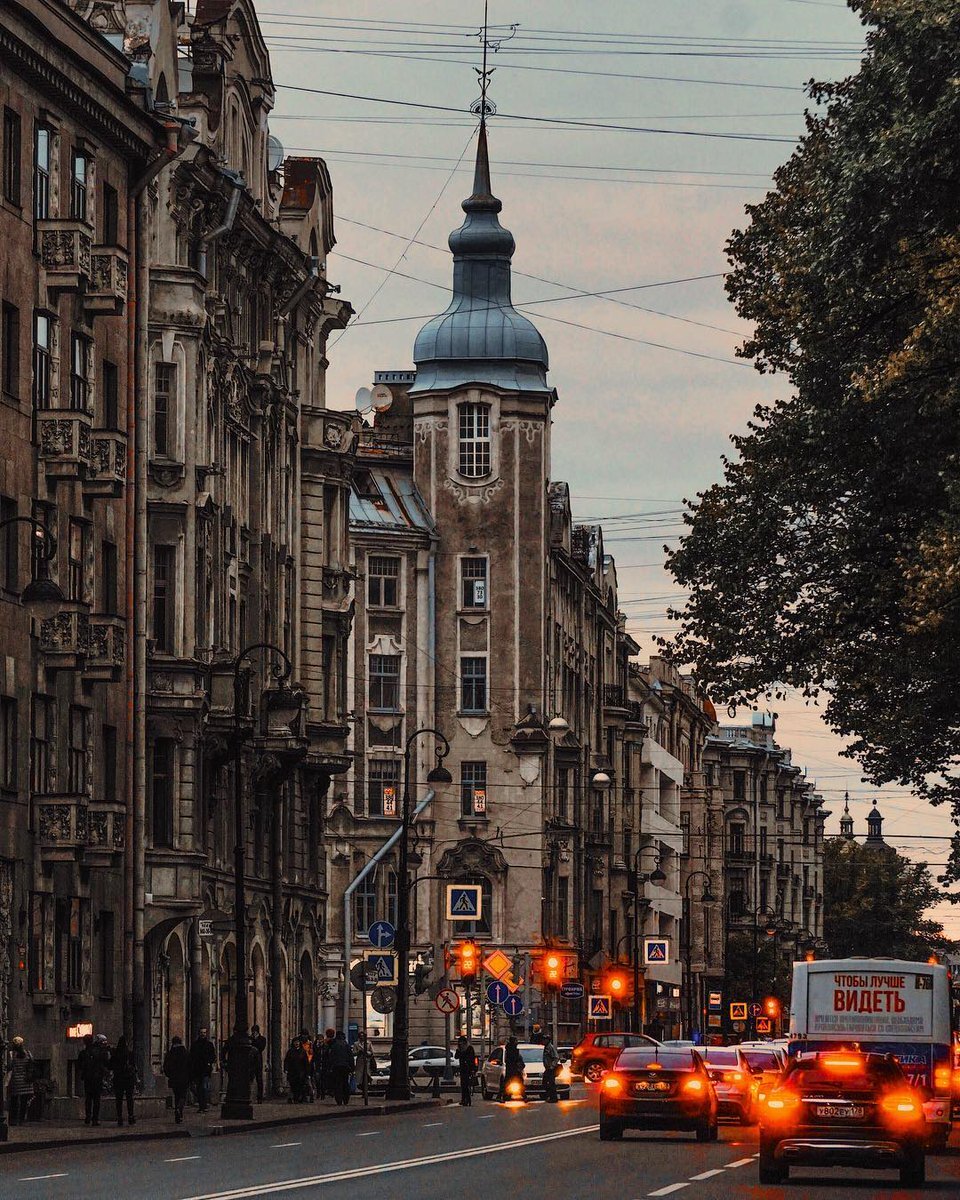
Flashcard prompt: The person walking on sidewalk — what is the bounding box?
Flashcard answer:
[189,1027,216,1113]
[327,1031,354,1106]
[251,1025,267,1103]
[109,1036,137,1126]
[316,1028,335,1100]
[503,1036,524,1101]
[354,1032,376,1099]
[77,1033,110,1126]
[283,1037,307,1103]
[541,1036,560,1103]
[163,1036,191,1123]
[6,1037,33,1125]
[455,1035,478,1106]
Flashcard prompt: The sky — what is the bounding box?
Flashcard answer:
[254,0,960,931]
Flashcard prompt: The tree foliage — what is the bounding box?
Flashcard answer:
[665,1,960,877]
[823,837,953,958]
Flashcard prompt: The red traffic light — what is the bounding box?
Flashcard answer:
[457,940,479,981]
[605,969,630,999]
[764,996,781,1019]
[544,953,563,986]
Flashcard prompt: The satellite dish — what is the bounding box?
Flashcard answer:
[267,134,284,173]
[355,386,372,410]
[371,384,393,413]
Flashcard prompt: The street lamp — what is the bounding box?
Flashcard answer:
[627,846,666,1035]
[221,642,302,1120]
[0,515,64,614]
[682,871,716,1040]
[386,727,452,1101]
[548,713,569,735]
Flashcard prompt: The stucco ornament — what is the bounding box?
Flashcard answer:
[517,754,542,785]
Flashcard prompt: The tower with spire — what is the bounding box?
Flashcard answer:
[865,801,886,847]
[840,792,854,840]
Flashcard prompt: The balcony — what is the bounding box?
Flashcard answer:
[84,615,125,682]
[84,246,129,316]
[83,802,124,865]
[725,848,751,864]
[603,683,627,710]
[85,429,127,498]
[38,605,89,670]
[776,861,791,879]
[37,408,92,482]
[33,794,88,862]
[37,218,93,296]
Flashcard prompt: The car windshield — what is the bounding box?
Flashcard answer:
[519,1047,544,1063]
[701,1049,739,1067]
[742,1049,781,1070]
[788,1055,905,1091]
[616,1048,696,1071]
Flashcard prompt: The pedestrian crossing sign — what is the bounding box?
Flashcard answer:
[729,1001,748,1021]
[445,883,483,921]
[589,994,613,1020]
[643,938,669,965]
[362,950,398,986]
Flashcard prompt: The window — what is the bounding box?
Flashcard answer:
[30,695,53,793]
[367,759,401,818]
[154,362,174,456]
[3,108,21,205]
[32,313,50,409]
[67,519,85,602]
[458,402,491,477]
[368,654,400,711]
[101,181,118,245]
[29,892,51,992]
[2,301,19,397]
[354,876,376,935]
[70,151,87,221]
[101,539,117,614]
[152,544,175,652]
[760,826,769,858]
[556,767,570,822]
[101,725,117,805]
[556,876,568,937]
[367,556,399,608]
[460,761,487,817]
[70,333,89,411]
[460,656,487,713]
[67,706,88,793]
[386,870,398,928]
[102,360,118,429]
[97,910,115,999]
[150,738,175,847]
[55,896,84,993]
[34,125,50,221]
[729,823,745,857]
[733,770,746,802]
[680,811,690,857]
[729,884,746,919]
[0,696,16,790]
[0,495,17,591]
[461,556,488,608]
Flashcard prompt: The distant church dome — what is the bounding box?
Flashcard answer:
[409,122,551,395]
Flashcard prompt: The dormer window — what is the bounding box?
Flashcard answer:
[458,402,490,478]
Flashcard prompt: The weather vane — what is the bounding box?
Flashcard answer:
[470,0,518,119]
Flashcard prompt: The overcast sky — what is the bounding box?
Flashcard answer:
[258,0,959,929]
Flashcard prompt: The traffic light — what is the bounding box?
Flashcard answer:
[764,996,781,1020]
[605,969,630,1002]
[543,953,563,987]
[457,940,479,983]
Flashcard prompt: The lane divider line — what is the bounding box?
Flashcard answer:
[422,1122,444,1127]
[689,1169,725,1180]
[19,1174,68,1182]
[180,1124,599,1200]
[166,1156,202,1163]
[725,1158,754,1168]
[356,1131,381,1137]
[648,1185,690,1197]
[271,1143,302,1148]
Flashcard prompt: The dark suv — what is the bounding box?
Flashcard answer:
[759,1051,926,1187]
[571,1033,658,1083]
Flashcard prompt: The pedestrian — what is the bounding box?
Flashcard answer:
[77,1033,110,1126]
[354,1032,376,1098]
[283,1037,307,1102]
[109,1035,137,1126]
[542,1035,560,1103]
[503,1036,524,1101]
[188,1026,216,1113]
[162,1036,191,1123]
[6,1037,33,1125]
[326,1031,354,1106]
[250,1025,267,1103]
[455,1034,477,1106]
[316,1028,335,1100]
[299,1030,316,1101]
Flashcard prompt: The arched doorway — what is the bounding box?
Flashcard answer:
[165,932,187,1053]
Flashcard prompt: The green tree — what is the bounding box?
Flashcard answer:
[823,837,953,959]
[665,1,960,879]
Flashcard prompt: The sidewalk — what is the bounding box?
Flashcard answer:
[0,1094,447,1156]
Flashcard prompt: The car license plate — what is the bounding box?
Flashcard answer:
[815,1104,865,1119]
[636,1081,669,1092]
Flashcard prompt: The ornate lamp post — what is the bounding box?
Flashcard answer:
[221,642,304,1120]
[385,728,452,1101]
[682,871,717,1040]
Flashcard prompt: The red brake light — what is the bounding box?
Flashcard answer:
[683,1077,705,1093]
[822,1055,864,1073]
[603,1075,623,1094]
[762,1089,800,1119]
[880,1091,922,1123]
[724,1070,745,1085]
[933,1066,951,1092]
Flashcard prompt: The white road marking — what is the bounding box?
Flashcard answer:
[422,1121,444,1127]
[725,1157,755,1168]
[356,1130,381,1137]
[166,1156,202,1162]
[689,1169,725,1180]
[18,1174,68,1182]
[648,1185,690,1197]
[271,1143,302,1148]
[478,1114,494,1119]
[180,1125,599,1200]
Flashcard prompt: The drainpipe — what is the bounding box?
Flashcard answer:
[341,790,436,1035]
[198,170,243,278]
[125,120,185,1076]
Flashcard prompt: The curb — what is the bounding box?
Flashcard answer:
[0,1098,446,1156]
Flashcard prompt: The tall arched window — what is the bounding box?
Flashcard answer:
[458,403,490,478]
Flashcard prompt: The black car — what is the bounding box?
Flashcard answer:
[599,1045,718,1142]
[759,1051,926,1187]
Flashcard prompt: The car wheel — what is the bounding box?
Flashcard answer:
[599,1119,623,1141]
[899,1147,926,1187]
[927,1126,949,1153]
[758,1144,787,1185]
[739,1104,756,1126]
[709,1119,719,1142]
[695,1118,712,1142]
[584,1061,605,1084]
[480,1077,490,1101]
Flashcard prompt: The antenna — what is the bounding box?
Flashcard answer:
[470,1,517,119]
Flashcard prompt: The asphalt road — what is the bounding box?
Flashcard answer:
[1,1089,958,1200]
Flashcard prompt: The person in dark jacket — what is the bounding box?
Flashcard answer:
[7,1037,33,1125]
[455,1035,478,1106]
[503,1037,524,1101]
[162,1037,191,1123]
[188,1028,216,1113]
[109,1036,137,1125]
[250,1025,267,1103]
[326,1032,354,1106]
[316,1028,336,1100]
[77,1034,110,1126]
[283,1038,307,1103]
